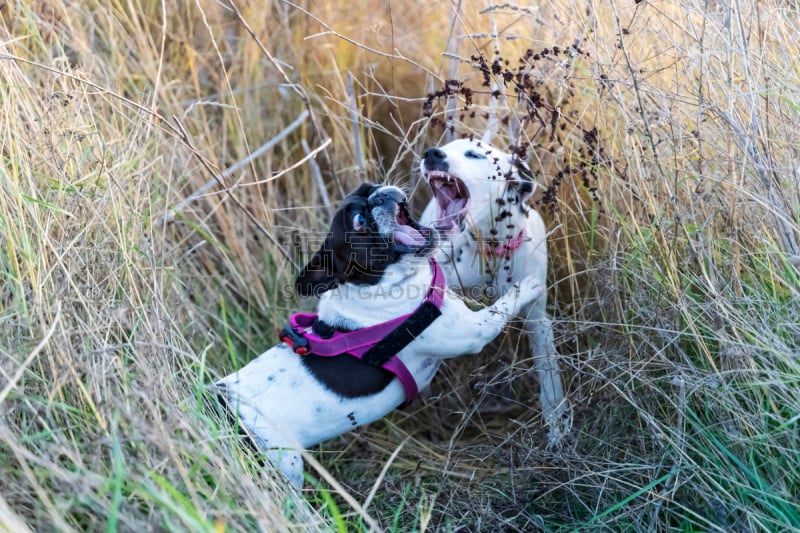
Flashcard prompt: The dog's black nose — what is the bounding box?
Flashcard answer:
[423,147,449,172]
[423,147,446,162]
[368,186,406,208]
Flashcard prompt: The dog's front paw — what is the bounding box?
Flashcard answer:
[515,276,545,308]
[545,400,573,450]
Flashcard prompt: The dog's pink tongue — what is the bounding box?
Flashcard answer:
[435,198,465,231]
[394,225,427,246]
[446,198,466,217]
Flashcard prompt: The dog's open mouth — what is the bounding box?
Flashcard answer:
[392,202,436,253]
[424,170,470,234]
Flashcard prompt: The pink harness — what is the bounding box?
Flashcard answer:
[485,228,527,259]
[279,258,446,407]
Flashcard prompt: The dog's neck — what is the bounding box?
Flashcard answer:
[316,257,432,331]
[467,192,530,242]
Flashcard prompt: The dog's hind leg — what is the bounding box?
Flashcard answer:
[524,297,570,447]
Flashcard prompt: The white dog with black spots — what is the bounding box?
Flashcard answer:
[420,138,569,445]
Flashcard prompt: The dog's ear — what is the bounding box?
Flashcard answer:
[295,241,339,297]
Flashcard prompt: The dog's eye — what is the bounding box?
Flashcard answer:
[465,150,487,160]
[352,213,367,231]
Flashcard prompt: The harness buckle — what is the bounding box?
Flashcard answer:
[278,326,310,355]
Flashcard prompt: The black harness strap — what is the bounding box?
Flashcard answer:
[361,301,442,367]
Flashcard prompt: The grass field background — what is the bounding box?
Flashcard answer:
[1,1,799,531]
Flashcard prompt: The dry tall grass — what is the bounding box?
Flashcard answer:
[1,1,799,531]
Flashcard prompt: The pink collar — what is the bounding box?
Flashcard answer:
[485,228,527,259]
[279,258,446,407]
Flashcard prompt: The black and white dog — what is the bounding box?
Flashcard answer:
[217,183,545,487]
[419,138,568,445]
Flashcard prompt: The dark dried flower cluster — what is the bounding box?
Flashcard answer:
[424,43,611,215]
